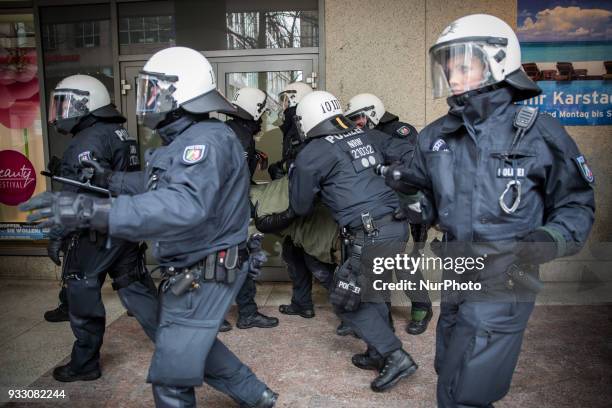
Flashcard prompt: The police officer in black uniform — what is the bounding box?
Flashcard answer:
[387,15,595,407]
[289,90,418,392]
[345,93,434,335]
[38,74,158,382]
[268,82,336,320]
[22,48,277,408]
[221,86,279,331]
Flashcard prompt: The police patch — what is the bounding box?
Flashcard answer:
[182,145,207,164]
[430,139,449,152]
[78,151,92,164]
[574,155,594,184]
[396,126,411,137]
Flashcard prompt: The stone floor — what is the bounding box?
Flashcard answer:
[0,279,611,407]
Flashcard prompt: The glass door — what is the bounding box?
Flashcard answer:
[120,57,317,280]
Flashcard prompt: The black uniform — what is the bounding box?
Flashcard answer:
[57,115,158,376]
[225,117,274,323]
[403,86,595,407]
[108,115,269,407]
[374,113,432,311]
[290,125,408,358]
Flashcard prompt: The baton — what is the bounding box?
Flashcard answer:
[41,171,114,196]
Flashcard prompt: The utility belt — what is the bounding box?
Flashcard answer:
[344,212,396,238]
[160,244,249,296]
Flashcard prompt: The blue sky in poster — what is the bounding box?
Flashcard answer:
[517,0,611,42]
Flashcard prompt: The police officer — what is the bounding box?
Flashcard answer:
[388,14,595,407]
[36,75,159,382]
[345,93,433,335]
[268,82,328,320]
[220,87,279,331]
[290,90,418,392]
[22,47,277,408]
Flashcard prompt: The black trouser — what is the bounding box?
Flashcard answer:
[235,276,258,318]
[149,264,267,408]
[63,233,158,373]
[335,219,408,357]
[58,285,68,310]
[435,255,536,407]
[396,264,432,310]
[282,236,335,310]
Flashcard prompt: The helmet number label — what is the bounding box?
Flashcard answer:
[320,99,341,114]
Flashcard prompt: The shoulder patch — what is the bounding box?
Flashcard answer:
[396,125,411,137]
[573,155,594,184]
[114,128,134,142]
[78,151,93,164]
[182,144,207,165]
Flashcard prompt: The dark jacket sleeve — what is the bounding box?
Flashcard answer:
[108,143,228,241]
[368,129,415,165]
[400,133,437,225]
[289,143,326,216]
[108,171,146,195]
[537,116,595,257]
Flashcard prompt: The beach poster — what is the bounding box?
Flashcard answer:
[517,0,612,126]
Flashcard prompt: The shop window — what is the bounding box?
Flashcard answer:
[118,0,318,54]
[74,22,100,49]
[0,13,47,239]
[40,4,114,175]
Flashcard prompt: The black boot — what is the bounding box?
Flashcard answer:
[242,388,278,408]
[352,351,384,371]
[44,305,69,323]
[370,349,418,392]
[336,322,356,337]
[237,312,279,329]
[52,363,101,382]
[406,307,433,335]
[219,319,232,332]
[278,304,314,318]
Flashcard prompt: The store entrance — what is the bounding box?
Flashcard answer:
[119,56,318,280]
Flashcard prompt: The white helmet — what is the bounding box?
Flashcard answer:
[430,14,540,101]
[344,93,386,128]
[278,81,312,110]
[231,87,268,121]
[48,74,120,134]
[136,46,235,129]
[295,91,353,140]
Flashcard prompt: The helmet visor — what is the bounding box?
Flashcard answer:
[135,71,178,123]
[48,89,90,124]
[278,90,296,111]
[430,42,496,98]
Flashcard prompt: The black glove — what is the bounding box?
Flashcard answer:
[80,158,112,189]
[19,191,111,233]
[515,229,558,265]
[47,156,62,176]
[267,161,286,180]
[384,164,420,195]
[47,238,63,266]
[247,233,268,280]
[254,207,296,233]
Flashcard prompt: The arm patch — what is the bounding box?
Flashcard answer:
[182,144,208,165]
[396,125,411,137]
[573,155,594,184]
